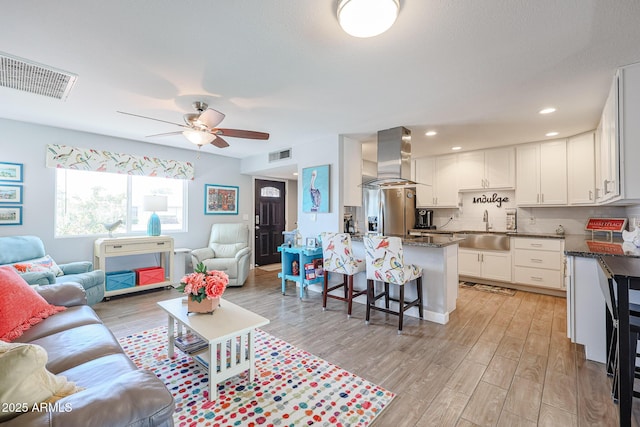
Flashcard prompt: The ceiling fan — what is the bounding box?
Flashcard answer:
[117,101,269,148]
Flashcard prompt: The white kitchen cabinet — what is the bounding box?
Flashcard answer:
[516,140,567,206]
[456,151,485,191]
[414,157,435,207]
[567,132,596,205]
[414,155,458,208]
[594,63,640,204]
[457,147,515,191]
[435,155,458,207]
[566,256,606,363]
[512,237,564,290]
[595,78,619,203]
[341,136,362,206]
[459,248,511,282]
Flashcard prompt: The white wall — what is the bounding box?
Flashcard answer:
[0,118,253,264]
[295,136,341,241]
[287,179,298,231]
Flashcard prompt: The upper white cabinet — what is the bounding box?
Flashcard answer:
[341,137,362,206]
[611,63,640,203]
[595,78,620,203]
[516,140,567,206]
[457,147,515,191]
[414,155,458,208]
[435,155,459,207]
[567,132,596,205]
[456,151,484,191]
[414,157,435,207]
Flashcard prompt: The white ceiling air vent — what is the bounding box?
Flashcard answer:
[0,52,77,101]
[269,148,292,162]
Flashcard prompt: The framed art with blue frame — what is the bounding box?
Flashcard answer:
[204,184,239,215]
[302,164,329,213]
[0,206,22,225]
[0,185,22,204]
[0,162,23,182]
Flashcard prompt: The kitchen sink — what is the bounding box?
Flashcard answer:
[455,233,510,251]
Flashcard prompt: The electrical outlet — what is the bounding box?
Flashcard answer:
[529,217,536,225]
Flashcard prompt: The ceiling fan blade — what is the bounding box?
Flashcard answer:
[216,128,270,140]
[146,131,184,138]
[117,111,189,128]
[198,108,225,128]
[211,135,230,148]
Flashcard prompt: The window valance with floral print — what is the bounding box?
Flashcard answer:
[45,144,195,180]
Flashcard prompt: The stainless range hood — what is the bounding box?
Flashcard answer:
[362,126,422,187]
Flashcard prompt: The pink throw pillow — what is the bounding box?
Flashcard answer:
[0,266,66,342]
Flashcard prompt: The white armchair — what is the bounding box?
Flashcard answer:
[190,223,251,287]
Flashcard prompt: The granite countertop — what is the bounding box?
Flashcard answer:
[351,234,465,248]
[408,229,565,239]
[564,235,640,258]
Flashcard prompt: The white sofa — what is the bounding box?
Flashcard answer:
[190,223,251,287]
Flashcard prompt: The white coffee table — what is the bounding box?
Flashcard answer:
[157,296,270,401]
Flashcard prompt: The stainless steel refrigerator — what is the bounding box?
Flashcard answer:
[364,187,416,237]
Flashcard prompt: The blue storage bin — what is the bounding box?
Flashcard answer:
[106,270,136,291]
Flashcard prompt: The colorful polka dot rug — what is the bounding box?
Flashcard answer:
[118,326,395,426]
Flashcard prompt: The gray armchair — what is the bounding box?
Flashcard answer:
[0,235,105,305]
[191,223,251,287]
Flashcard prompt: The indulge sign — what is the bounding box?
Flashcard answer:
[472,193,509,208]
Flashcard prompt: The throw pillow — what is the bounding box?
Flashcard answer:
[0,266,66,342]
[10,255,64,277]
[0,341,83,422]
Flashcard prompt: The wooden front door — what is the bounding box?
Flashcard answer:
[254,179,286,266]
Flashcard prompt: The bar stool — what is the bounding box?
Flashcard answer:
[320,232,366,318]
[363,235,423,334]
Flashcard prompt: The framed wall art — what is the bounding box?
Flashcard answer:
[302,164,330,213]
[0,162,23,182]
[0,185,22,204]
[0,206,22,225]
[204,184,239,215]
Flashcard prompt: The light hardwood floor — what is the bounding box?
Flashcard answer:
[94,268,631,426]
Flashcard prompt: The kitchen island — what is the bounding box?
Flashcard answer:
[564,236,640,363]
[345,234,464,325]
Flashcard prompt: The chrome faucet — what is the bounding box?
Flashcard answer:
[483,210,492,231]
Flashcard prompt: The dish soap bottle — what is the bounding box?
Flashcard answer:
[295,229,303,247]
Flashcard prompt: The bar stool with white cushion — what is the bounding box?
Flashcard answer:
[363,235,423,333]
[320,232,366,318]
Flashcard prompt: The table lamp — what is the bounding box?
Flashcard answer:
[143,195,168,236]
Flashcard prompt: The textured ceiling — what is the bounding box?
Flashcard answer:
[1,1,640,172]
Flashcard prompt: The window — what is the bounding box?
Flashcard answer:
[55,169,187,237]
[260,186,281,198]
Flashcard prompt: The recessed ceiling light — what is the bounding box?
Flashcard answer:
[539,107,556,114]
[451,146,462,151]
[293,172,298,176]
[546,131,559,137]
[425,130,437,136]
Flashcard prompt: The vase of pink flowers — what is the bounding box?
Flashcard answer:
[176,262,229,314]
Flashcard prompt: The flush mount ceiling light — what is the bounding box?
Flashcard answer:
[337,0,400,38]
[539,107,556,114]
[425,130,437,136]
[182,130,216,146]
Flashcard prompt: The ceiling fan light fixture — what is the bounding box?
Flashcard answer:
[337,0,399,38]
[182,130,216,146]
